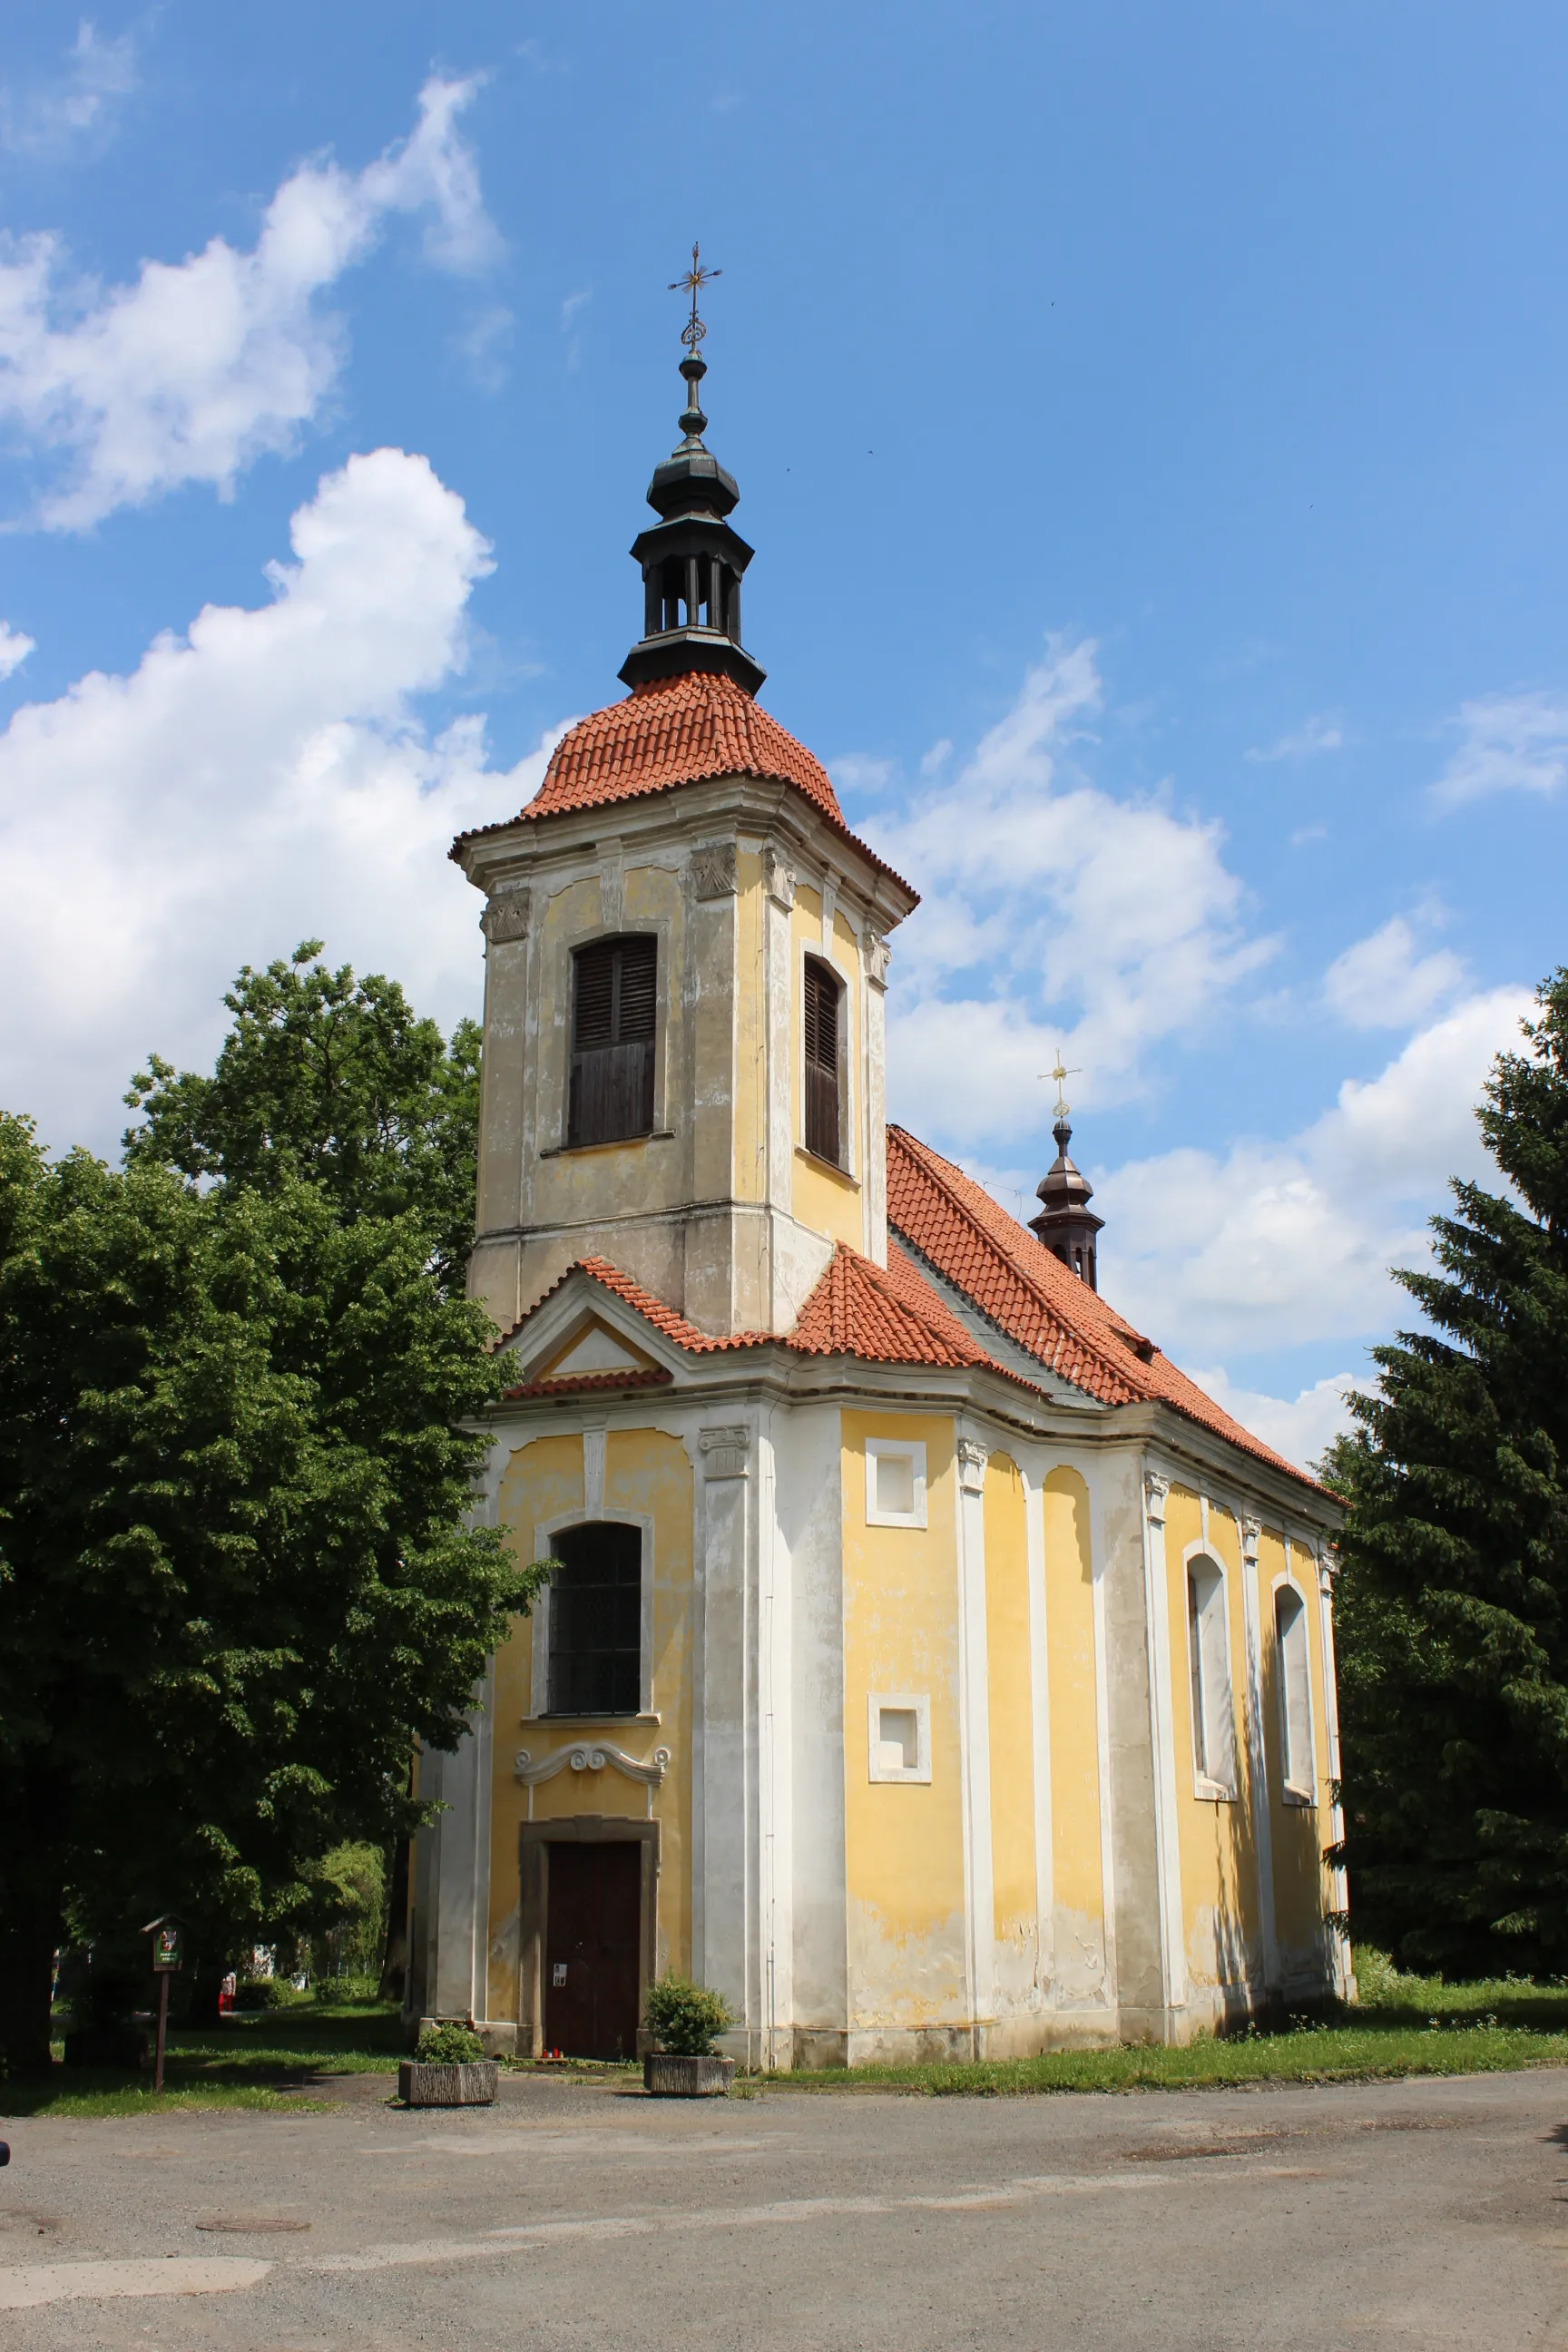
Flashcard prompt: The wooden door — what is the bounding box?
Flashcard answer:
[543,1842,642,2060]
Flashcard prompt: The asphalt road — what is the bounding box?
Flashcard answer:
[0,2066,1564,2349]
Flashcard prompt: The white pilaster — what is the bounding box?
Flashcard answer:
[955,1433,995,2044]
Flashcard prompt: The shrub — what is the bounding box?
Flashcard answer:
[643,1974,734,2056]
[416,2021,485,2063]
[236,1977,310,2010]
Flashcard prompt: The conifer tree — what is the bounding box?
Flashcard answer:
[1331,969,1568,1975]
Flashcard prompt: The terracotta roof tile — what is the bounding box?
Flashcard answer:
[887,1126,1316,1486]
[789,1241,995,1369]
[525,670,843,823]
[496,1255,770,1357]
[499,1366,673,1402]
[450,670,918,903]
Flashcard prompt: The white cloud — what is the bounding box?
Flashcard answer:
[0,76,499,529]
[829,752,895,797]
[1,20,137,159]
[873,638,1274,1148]
[1245,712,1345,763]
[0,446,550,1152]
[1434,690,1568,804]
[1187,1366,1357,1473]
[1322,914,1465,1029]
[1097,985,1534,1362]
[0,622,34,678]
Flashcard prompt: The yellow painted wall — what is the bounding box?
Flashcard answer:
[485,1426,695,2025]
[984,1455,1037,1995]
[790,885,864,1250]
[1041,1468,1103,1993]
[1258,1531,1331,1971]
[841,1409,965,2027]
[1164,1486,1261,1994]
[524,863,689,1231]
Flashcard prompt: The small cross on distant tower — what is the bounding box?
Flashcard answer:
[669,240,722,352]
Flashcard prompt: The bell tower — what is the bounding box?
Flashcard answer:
[453,266,918,1339]
[1030,1058,1103,1289]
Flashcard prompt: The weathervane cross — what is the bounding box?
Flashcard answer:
[669,240,721,352]
[1041,1050,1082,1121]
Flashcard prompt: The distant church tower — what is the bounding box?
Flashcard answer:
[1030,1061,1103,1289]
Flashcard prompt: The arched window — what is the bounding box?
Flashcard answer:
[569,936,657,1148]
[803,956,842,1165]
[1274,1584,1313,1798]
[1186,1556,1237,1792]
[546,1523,642,1716]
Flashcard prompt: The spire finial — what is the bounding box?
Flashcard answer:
[670,240,721,352]
[1043,1049,1082,1124]
[668,240,721,446]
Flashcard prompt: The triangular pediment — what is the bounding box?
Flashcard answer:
[534,1316,658,1380]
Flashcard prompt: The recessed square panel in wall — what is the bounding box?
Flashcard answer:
[867,1691,931,1784]
[864,1437,927,1529]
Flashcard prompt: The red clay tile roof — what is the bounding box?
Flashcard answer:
[790,1241,997,1370]
[449,670,918,904]
[499,1366,673,1402]
[495,1254,770,1357]
[501,1244,1034,1392]
[525,671,843,824]
[495,1195,1313,1488]
[887,1125,1315,1485]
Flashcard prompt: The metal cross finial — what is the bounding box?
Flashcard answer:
[669,240,721,352]
[1040,1050,1082,1121]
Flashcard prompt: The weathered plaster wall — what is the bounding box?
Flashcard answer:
[484,1426,694,2030]
[839,1408,967,2043]
[1041,1466,1107,2006]
[1164,1485,1264,2020]
[1256,1528,1332,1984]
[984,1453,1039,2015]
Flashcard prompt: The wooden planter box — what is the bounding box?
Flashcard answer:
[643,2053,736,2098]
[397,2059,499,2108]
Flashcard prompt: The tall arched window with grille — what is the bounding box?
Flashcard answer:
[1274,1584,1314,1798]
[568,936,657,1148]
[803,956,842,1165]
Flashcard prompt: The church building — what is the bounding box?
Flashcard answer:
[407,320,1350,2066]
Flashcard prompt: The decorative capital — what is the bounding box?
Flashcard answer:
[1240,1514,1262,1563]
[690,840,738,899]
[481,885,531,946]
[764,845,796,909]
[862,931,892,988]
[1318,1543,1339,1591]
[699,1423,750,1479]
[957,1436,988,1494]
[1144,1472,1170,1526]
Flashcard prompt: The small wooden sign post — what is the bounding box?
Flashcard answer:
[142,1916,185,2093]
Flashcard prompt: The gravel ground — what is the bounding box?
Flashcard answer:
[1,2063,1564,2349]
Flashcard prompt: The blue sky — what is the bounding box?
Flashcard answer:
[3,4,1566,1464]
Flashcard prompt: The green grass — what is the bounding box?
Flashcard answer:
[8,1955,1568,2114]
[2,1991,406,2117]
[759,1956,1568,2096]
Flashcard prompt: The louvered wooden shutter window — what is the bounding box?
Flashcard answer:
[568,936,657,1147]
[803,957,841,1165]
